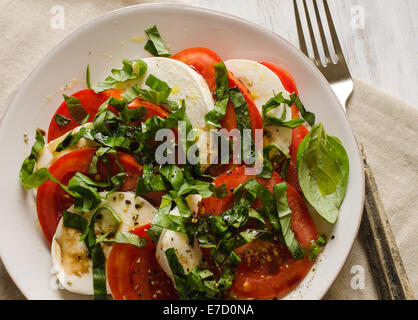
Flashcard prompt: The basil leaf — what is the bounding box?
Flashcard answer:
[135,164,168,196]
[205,98,228,128]
[144,25,171,57]
[214,61,229,100]
[273,183,305,259]
[92,59,147,93]
[67,172,107,213]
[262,92,305,128]
[63,211,88,233]
[308,233,328,261]
[217,251,241,291]
[54,114,71,127]
[63,94,89,125]
[212,229,266,265]
[96,231,148,249]
[86,64,92,89]
[54,127,94,152]
[19,129,45,188]
[258,144,291,179]
[289,93,315,125]
[297,123,349,224]
[91,244,107,300]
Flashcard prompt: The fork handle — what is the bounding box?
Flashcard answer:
[360,146,415,299]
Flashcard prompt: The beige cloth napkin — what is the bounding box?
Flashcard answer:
[0,0,417,300]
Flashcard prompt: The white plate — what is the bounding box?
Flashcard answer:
[0,3,364,300]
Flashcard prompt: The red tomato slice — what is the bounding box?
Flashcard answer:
[259,61,300,118]
[107,223,178,300]
[286,125,309,194]
[36,148,143,243]
[128,98,169,119]
[200,166,318,299]
[172,47,263,135]
[47,89,122,142]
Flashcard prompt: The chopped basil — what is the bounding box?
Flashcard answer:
[308,234,328,260]
[204,62,230,127]
[96,231,148,249]
[297,123,349,224]
[165,248,241,299]
[273,183,305,259]
[54,113,71,127]
[19,129,45,188]
[63,94,89,125]
[86,64,92,89]
[290,93,315,126]
[54,127,94,152]
[92,59,147,93]
[258,144,291,179]
[144,25,171,57]
[262,92,305,128]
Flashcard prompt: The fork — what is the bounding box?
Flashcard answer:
[294,0,415,300]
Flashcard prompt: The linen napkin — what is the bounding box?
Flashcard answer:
[0,0,416,300]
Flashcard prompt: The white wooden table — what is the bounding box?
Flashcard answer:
[195,0,418,108]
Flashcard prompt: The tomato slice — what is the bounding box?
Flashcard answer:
[259,61,300,118]
[285,125,309,194]
[128,98,169,119]
[36,148,143,243]
[47,89,121,142]
[172,47,262,135]
[107,223,178,300]
[200,166,318,299]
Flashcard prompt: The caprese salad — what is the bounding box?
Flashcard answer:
[20,25,349,300]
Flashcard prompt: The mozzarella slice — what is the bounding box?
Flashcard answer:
[156,207,203,281]
[36,123,97,170]
[225,59,292,152]
[116,57,216,170]
[51,192,156,295]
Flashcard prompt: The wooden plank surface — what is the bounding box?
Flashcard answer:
[194,0,418,108]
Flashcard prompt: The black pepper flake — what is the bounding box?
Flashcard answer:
[135,204,141,209]
[137,292,142,297]
[331,235,335,240]
[125,200,131,205]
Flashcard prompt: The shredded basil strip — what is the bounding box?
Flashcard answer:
[308,233,328,261]
[297,123,349,224]
[86,64,92,89]
[92,59,147,93]
[63,94,89,125]
[273,183,305,259]
[289,93,315,125]
[19,129,45,188]
[54,113,71,127]
[262,92,305,128]
[144,25,171,57]
[204,61,230,127]
[165,248,241,299]
[258,144,291,179]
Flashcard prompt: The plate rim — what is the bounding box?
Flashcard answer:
[0,2,365,300]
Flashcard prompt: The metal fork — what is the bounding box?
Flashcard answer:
[294,0,415,300]
[294,0,353,111]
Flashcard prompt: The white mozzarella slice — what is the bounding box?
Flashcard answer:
[225,59,293,152]
[117,57,215,130]
[116,57,215,170]
[36,123,97,170]
[156,207,203,281]
[51,192,156,296]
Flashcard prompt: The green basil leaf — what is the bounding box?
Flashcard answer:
[96,231,148,249]
[262,92,305,128]
[92,59,147,93]
[258,144,291,179]
[273,183,305,259]
[54,127,94,152]
[144,25,171,57]
[308,233,328,261]
[204,98,228,128]
[214,61,229,100]
[63,94,89,125]
[86,64,92,89]
[19,129,45,188]
[289,93,315,125]
[54,114,71,127]
[91,244,107,300]
[297,123,349,224]
[217,251,241,291]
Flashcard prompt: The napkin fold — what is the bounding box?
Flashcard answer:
[0,0,417,300]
